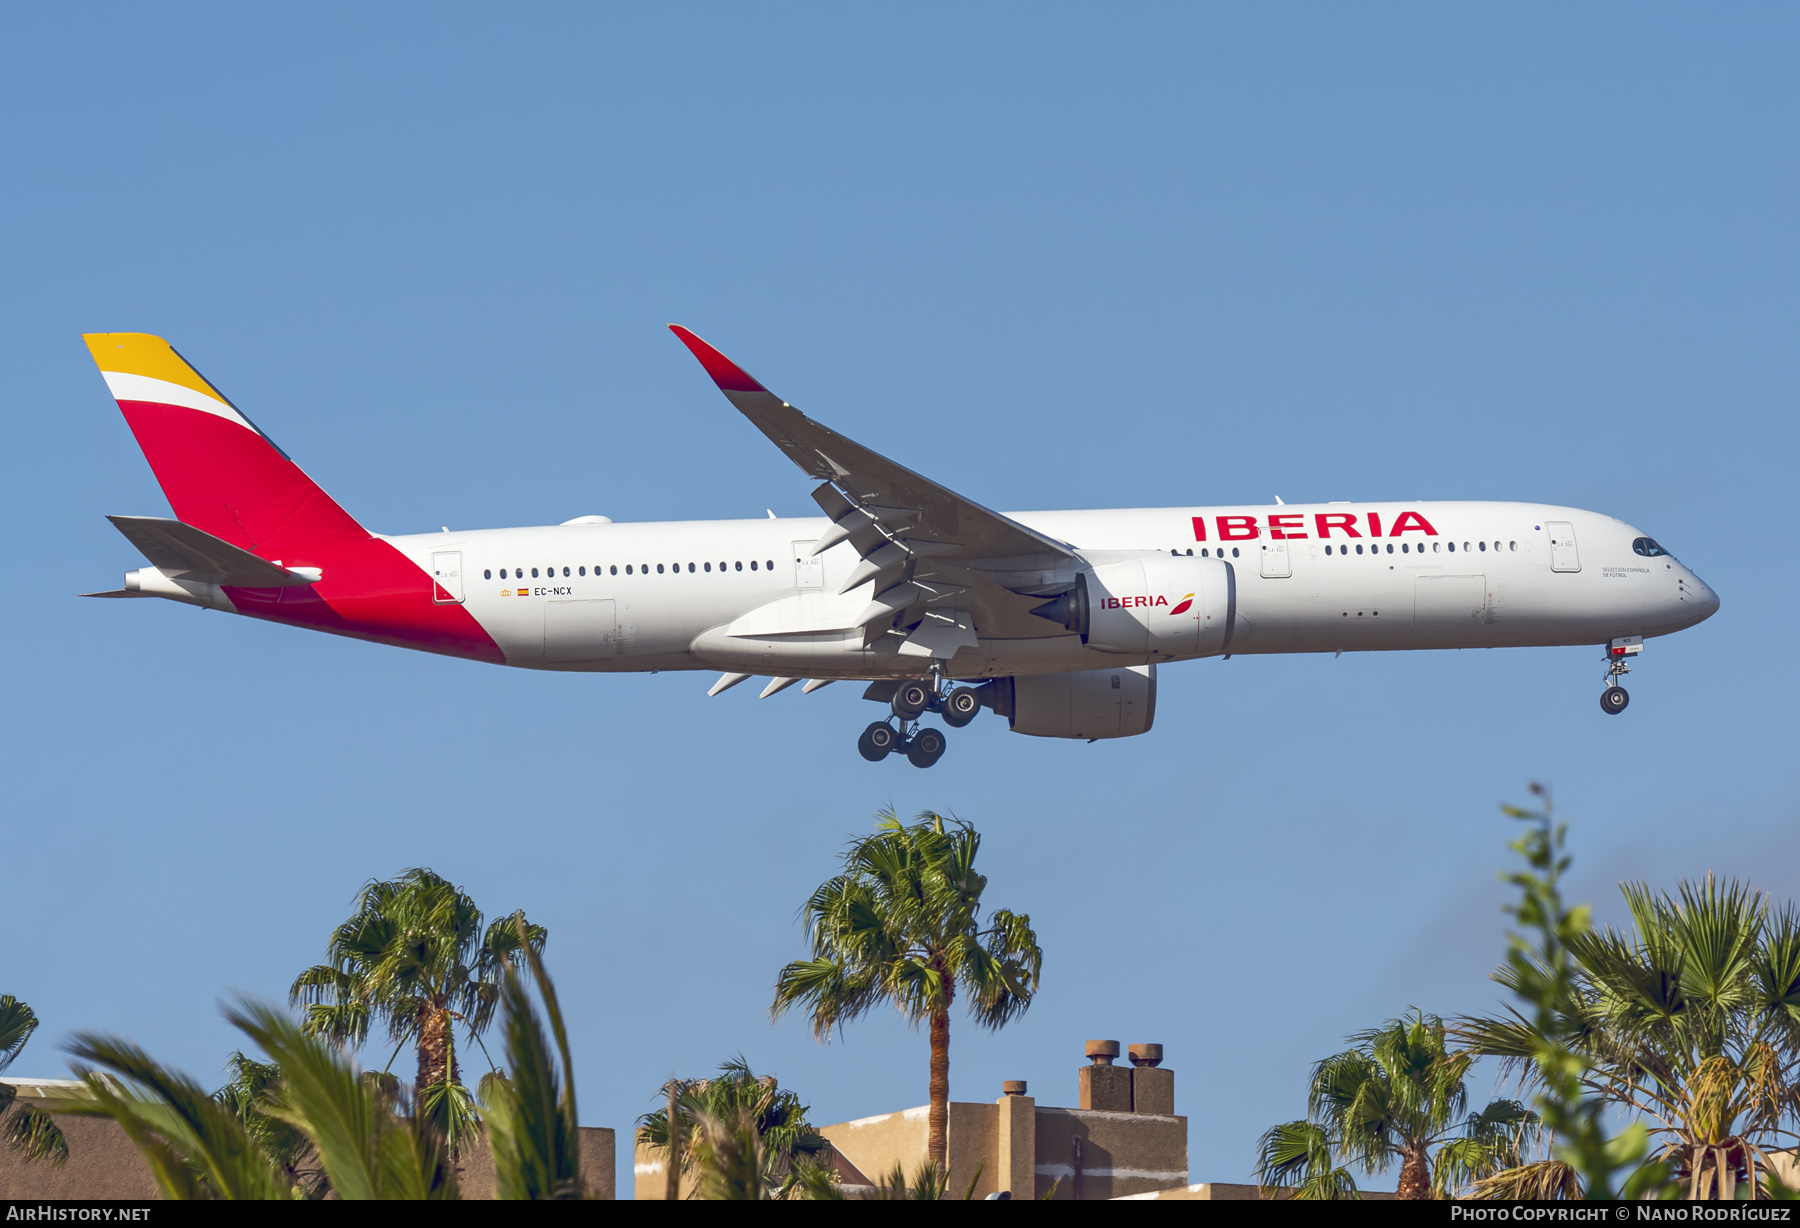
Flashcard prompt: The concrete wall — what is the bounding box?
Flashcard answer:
[815,1102,1002,1198]
[0,1094,615,1199]
[1032,1106,1187,1200]
[813,1095,1187,1201]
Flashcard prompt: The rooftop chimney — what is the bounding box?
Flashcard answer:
[1079,1040,1131,1110]
[1129,1043,1174,1115]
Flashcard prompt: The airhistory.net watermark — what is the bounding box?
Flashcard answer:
[4,1207,150,1222]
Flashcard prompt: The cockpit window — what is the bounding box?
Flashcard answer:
[1633,537,1670,558]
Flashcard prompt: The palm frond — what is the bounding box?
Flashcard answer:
[1254,1119,1361,1199]
[481,928,580,1200]
[224,998,454,1200]
[1469,1158,1582,1199]
[61,1030,293,1200]
[2,1103,68,1166]
[0,997,39,1074]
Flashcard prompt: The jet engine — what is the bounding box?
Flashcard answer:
[987,665,1157,740]
[1032,555,1235,658]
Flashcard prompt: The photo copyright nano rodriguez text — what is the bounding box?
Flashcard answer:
[1452,1209,1792,1222]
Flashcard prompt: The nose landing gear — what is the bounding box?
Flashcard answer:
[1599,636,1642,716]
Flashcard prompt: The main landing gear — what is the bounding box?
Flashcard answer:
[1599,635,1643,716]
[856,672,985,768]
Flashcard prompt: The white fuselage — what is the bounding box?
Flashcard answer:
[382,500,1719,679]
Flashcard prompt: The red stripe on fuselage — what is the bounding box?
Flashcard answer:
[114,398,502,663]
[223,538,504,664]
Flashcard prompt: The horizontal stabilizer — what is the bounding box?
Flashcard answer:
[79,589,151,599]
[106,515,317,587]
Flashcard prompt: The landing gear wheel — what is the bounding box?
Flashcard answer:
[1601,686,1630,715]
[906,726,947,768]
[892,682,933,719]
[941,687,980,728]
[859,721,900,761]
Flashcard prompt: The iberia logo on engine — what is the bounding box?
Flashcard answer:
[1101,592,1197,614]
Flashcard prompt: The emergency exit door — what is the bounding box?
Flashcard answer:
[1545,522,1581,573]
[792,541,825,589]
[430,551,464,603]
[1260,539,1291,578]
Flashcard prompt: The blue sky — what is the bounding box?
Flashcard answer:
[3,4,1796,1195]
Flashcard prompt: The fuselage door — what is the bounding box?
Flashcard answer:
[1260,539,1291,579]
[544,598,617,662]
[792,541,825,589]
[1546,522,1581,573]
[431,551,464,604]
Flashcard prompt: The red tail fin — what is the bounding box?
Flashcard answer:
[83,333,368,557]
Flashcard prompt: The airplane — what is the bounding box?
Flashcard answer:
[81,328,1720,768]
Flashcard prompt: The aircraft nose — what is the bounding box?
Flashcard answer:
[1685,572,1720,621]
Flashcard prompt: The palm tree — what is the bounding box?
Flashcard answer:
[289,869,546,1122]
[1255,1011,1535,1199]
[637,1056,832,1199]
[1457,874,1800,1199]
[771,809,1042,1178]
[214,1051,326,1196]
[62,921,583,1200]
[0,995,69,1166]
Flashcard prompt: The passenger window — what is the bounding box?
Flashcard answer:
[689,563,696,573]
[1186,548,1193,556]
[531,568,539,578]
[1355,544,1363,555]
[484,569,493,579]
[657,563,665,574]
[1231,548,1239,558]
[750,560,758,570]
[1479,541,1487,552]
[562,566,570,577]
[1433,542,1441,553]
[1386,544,1394,554]
[610,565,617,575]
[735,561,743,571]
[499,569,507,579]
[578,567,585,576]
[626,565,633,574]
[705,562,712,572]
[1509,542,1516,552]
[767,560,774,570]
[1324,545,1331,555]
[1463,543,1471,552]
[1447,542,1455,552]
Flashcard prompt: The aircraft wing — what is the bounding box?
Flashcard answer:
[670,326,1080,651]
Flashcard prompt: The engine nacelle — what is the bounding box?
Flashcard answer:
[992,665,1157,740]
[1034,555,1235,658]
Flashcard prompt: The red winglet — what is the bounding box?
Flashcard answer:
[668,325,767,393]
